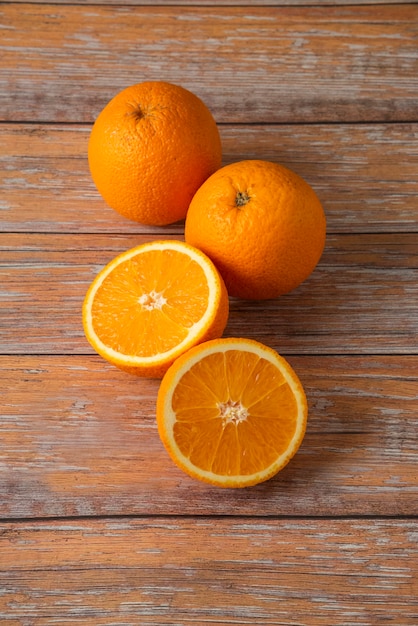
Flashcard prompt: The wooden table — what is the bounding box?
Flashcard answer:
[1,0,418,623]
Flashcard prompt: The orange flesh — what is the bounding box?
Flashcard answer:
[91,249,210,357]
[171,350,298,476]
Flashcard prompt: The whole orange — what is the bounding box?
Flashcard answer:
[88,81,222,226]
[185,160,326,299]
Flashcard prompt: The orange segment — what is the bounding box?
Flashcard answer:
[157,337,308,487]
[82,240,229,378]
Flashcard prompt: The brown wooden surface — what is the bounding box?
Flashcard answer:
[1,2,418,624]
[2,123,418,234]
[2,5,418,124]
[1,519,417,624]
[2,354,418,518]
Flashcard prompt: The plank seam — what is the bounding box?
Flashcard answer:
[1,513,417,524]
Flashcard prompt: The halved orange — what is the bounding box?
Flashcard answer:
[157,337,308,487]
[82,240,229,378]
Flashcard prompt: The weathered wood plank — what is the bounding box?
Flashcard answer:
[1,5,417,124]
[1,354,417,518]
[1,233,417,355]
[1,123,417,235]
[1,0,417,621]
[7,0,413,5]
[0,518,417,624]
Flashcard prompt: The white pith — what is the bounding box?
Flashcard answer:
[138,290,167,310]
[218,399,249,425]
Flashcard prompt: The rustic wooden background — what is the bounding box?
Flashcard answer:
[1,0,418,623]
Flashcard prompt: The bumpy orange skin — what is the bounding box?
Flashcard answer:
[185,160,326,300]
[88,81,222,226]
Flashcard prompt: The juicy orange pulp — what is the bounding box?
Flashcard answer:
[157,338,308,487]
[82,240,229,378]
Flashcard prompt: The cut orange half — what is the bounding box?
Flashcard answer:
[82,240,229,378]
[157,338,308,487]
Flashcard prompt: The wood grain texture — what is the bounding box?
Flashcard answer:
[1,5,417,124]
[2,354,417,518]
[0,518,417,624]
[1,0,418,620]
[1,233,417,355]
[1,123,417,235]
[7,0,413,5]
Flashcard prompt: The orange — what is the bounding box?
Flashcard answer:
[82,240,229,378]
[185,159,326,299]
[157,337,308,488]
[88,81,222,226]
